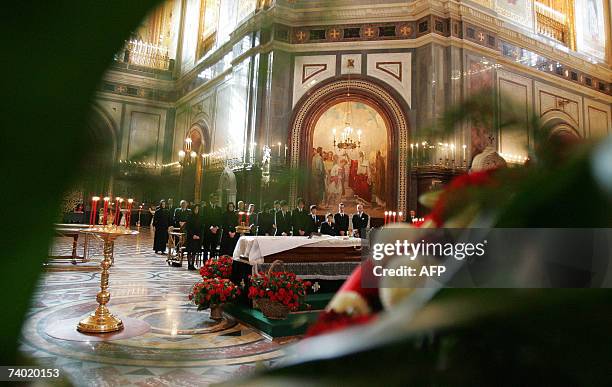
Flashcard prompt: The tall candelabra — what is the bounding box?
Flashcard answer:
[76,225,138,333]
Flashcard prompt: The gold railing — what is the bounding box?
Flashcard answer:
[115,40,171,71]
[535,2,570,45]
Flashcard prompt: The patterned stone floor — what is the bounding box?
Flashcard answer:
[20,228,296,386]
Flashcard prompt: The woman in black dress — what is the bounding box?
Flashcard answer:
[220,202,238,256]
[152,200,171,254]
[186,204,204,270]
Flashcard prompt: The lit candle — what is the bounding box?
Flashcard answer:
[415,143,419,165]
[393,211,397,223]
[398,211,403,222]
[277,142,281,157]
[384,211,388,225]
[462,144,467,164]
[410,144,414,163]
[102,197,110,225]
[90,196,100,225]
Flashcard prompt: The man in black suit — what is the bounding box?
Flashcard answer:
[202,193,222,258]
[274,200,292,236]
[256,203,275,235]
[307,205,320,234]
[320,213,338,236]
[334,202,349,236]
[351,204,369,238]
[291,197,310,236]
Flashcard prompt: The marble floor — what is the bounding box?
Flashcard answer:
[20,228,296,386]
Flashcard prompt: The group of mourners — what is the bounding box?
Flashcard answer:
[151,194,370,270]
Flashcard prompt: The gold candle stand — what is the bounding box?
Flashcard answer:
[77,226,138,333]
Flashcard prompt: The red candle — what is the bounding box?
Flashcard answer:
[113,197,121,226]
[90,196,99,225]
[398,211,403,222]
[393,211,397,223]
[127,198,134,227]
[102,197,110,225]
[384,211,388,225]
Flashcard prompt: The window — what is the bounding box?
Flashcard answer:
[197,0,220,60]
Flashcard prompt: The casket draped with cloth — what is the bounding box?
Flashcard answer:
[231,236,363,297]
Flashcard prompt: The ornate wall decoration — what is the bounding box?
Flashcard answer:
[341,54,361,75]
[535,81,584,133]
[276,15,611,97]
[289,78,410,216]
[293,55,337,106]
[367,53,412,108]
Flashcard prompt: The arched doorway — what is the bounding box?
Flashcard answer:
[289,77,410,216]
[83,105,117,196]
[180,120,210,202]
[547,122,582,160]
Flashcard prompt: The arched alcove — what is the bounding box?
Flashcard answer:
[288,76,410,215]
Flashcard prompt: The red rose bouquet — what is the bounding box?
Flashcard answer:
[189,277,240,310]
[248,271,311,312]
[199,255,233,279]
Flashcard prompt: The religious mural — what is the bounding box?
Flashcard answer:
[310,102,388,217]
[575,0,606,59]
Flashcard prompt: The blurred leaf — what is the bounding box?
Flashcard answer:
[0,1,161,363]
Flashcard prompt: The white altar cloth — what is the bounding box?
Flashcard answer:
[233,235,362,264]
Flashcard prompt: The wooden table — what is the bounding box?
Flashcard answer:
[51,223,91,263]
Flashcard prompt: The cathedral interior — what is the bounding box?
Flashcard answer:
[1,0,612,386]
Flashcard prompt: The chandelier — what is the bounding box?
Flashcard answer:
[332,76,362,150]
[177,137,198,166]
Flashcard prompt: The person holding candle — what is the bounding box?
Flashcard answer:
[186,204,204,271]
[291,197,309,236]
[152,200,171,254]
[220,202,238,255]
